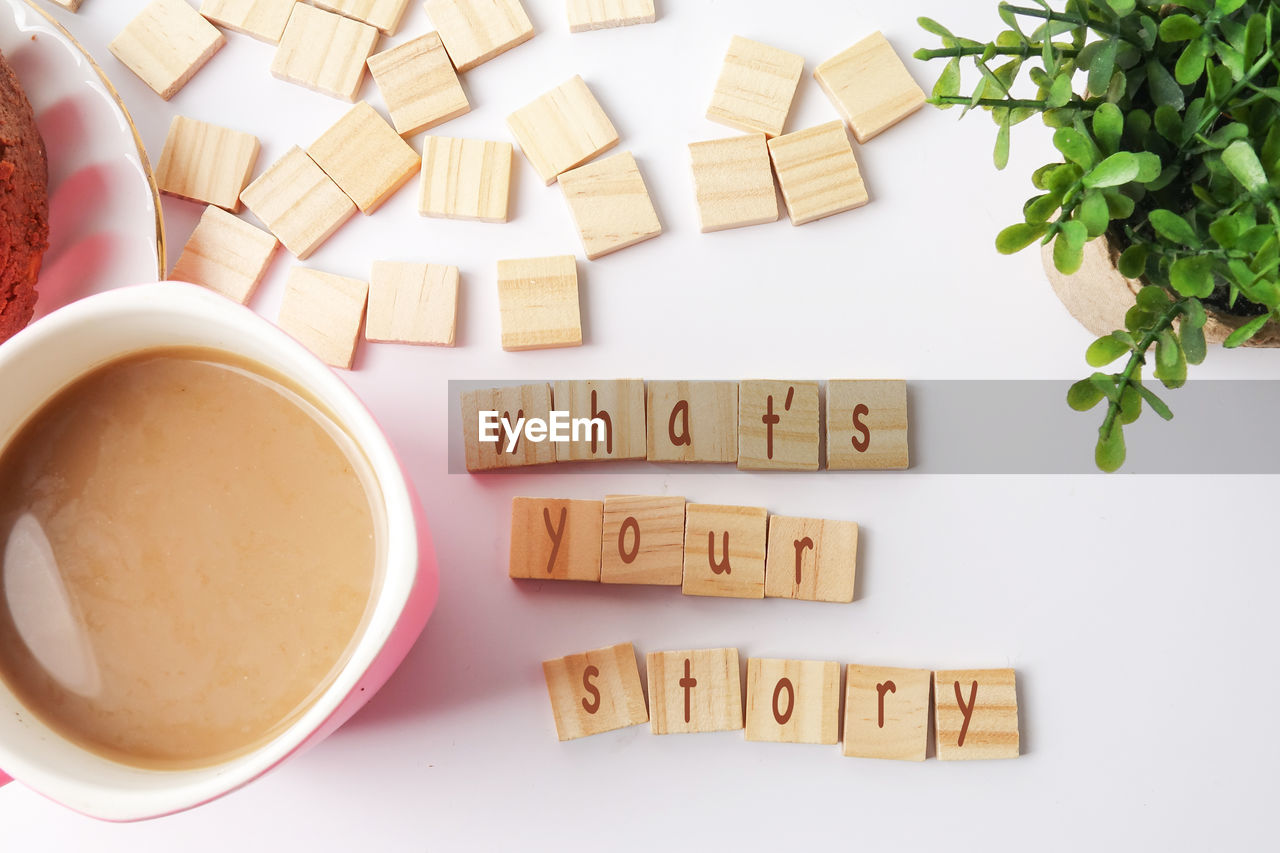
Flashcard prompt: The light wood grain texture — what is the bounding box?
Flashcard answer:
[745,658,840,745]
[706,35,803,138]
[312,0,410,34]
[366,32,469,136]
[543,642,648,741]
[109,0,225,100]
[460,383,556,471]
[815,31,926,143]
[509,497,603,582]
[737,379,820,471]
[566,0,654,32]
[645,380,737,463]
[558,151,662,260]
[419,136,512,222]
[682,503,767,599]
[308,102,419,214]
[647,649,742,734]
[600,495,685,586]
[271,3,378,101]
[934,668,1020,761]
[239,146,357,259]
[550,380,647,461]
[843,664,931,761]
[496,255,582,351]
[170,205,279,304]
[767,121,869,226]
[688,133,778,233]
[155,115,259,211]
[277,267,368,369]
[200,0,296,43]
[423,0,534,71]
[506,75,619,185]
[50,0,84,11]
[366,261,458,345]
[826,379,910,470]
[764,515,858,603]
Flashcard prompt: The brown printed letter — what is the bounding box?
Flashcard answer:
[792,537,814,584]
[851,404,871,453]
[679,659,698,724]
[543,507,567,575]
[590,389,614,455]
[618,516,640,564]
[954,680,978,747]
[668,400,691,447]
[772,677,795,725]
[876,680,896,728]
[708,531,731,574]
[581,665,601,714]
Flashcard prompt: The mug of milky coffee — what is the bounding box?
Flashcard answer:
[0,283,438,820]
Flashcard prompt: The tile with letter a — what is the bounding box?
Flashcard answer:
[600,495,685,586]
[745,658,840,745]
[423,0,534,72]
[764,515,858,604]
[843,664,931,761]
[506,75,619,185]
[681,503,767,599]
[706,35,804,138]
[366,32,470,136]
[737,379,819,471]
[767,121,869,226]
[460,383,556,471]
[543,642,648,741]
[826,379,909,470]
[509,497,603,582]
[647,648,742,734]
[933,668,1020,760]
[109,0,225,100]
[815,31,926,144]
[646,380,737,463]
[550,380,647,461]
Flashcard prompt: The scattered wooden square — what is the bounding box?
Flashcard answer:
[744,658,840,745]
[170,205,279,304]
[366,32,469,136]
[496,256,582,351]
[768,121,869,225]
[681,503,768,599]
[50,0,83,11]
[559,151,662,260]
[240,146,357,259]
[647,648,742,734]
[460,383,557,471]
[308,102,419,214]
[200,0,297,43]
[566,0,655,32]
[815,31,926,144]
[934,668,1020,761]
[366,261,458,346]
[109,0,225,100]
[688,133,778,233]
[645,380,738,463]
[419,136,513,222]
[737,380,820,471]
[507,75,619,185]
[311,0,410,35]
[706,35,803,138]
[271,3,378,101]
[543,642,649,741]
[843,664,931,761]
[155,116,260,212]
[827,379,910,470]
[423,0,534,71]
[764,515,858,603]
[550,380,647,461]
[509,497,603,582]
[277,267,368,369]
[600,495,685,586]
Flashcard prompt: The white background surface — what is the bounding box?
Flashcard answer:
[4,0,1279,848]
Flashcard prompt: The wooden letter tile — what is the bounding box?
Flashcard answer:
[767,121,869,226]
[509,497,603,582]
[647,649,742,734]
[170,205,279,304]
[460,383,556,471]
[550,380,646,461]
[419,136,512,222]
[745,658,840,745]
[424,0,534,71]
[558,151,662,260]
[277,267,368,369]
[815,31,926,144]
[826,379,909,470]
[542,642,648,740]
[110,0,225,100]
[706,35,803,138]
[155,116,259,212]
[764,515,858,603]
[934,669,1020,761]
[366,261,458,346]
[308,102,420,214]
[506,75,619,185]
[496,256,582,351]
[567,0,655,32]
[50,0,83,10]
[646,380,737,464]
[737,380,819,471]
[200,0,297,44]
[681,504,767,599]
[688,133,778,233]
[843,664,931,761]
[239,146,357,259]
[271,3,379,101]
[366,32,469,136]
[311,0,410,35]
[600,495,685,586]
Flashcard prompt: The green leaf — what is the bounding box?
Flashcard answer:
[994,113,1011,169]
[1083,152,1139,187]
[1159,14,1204,42]
[1224,312,1273,347]
[1086,333,1131,366]
[1146,60,1185,110]
[1095,423,1126,472]
[1154,105,1183,143]
[1169,255,1216,298]
[1182,321,1207,365]
[1209,215,1241,248]
[1135,285,1171,311]
[1134,381,1174,420]
[1067,377,1104,411]
[1134,152,1162,182]
[1175,39,1210,86]
[1216,0,1246,14]
[1025,193,1063,223]
[1078,191,1110,237]
[1221,139,1269,195]
[932,57,962,106]
[1215,41,1246,81]
[1104,190,1135,219]
[1088,39,1117,97]
[1149,209,1200,246]
[1155,329,1188,387]
[1054,127,1096,169]
[1157,329,1180,368]
[918,17,954,37]
[995,222,1047,254]
[1053,231,1085,274]
[1059,219,1088,250]
[1118,245,1148,277]
[1184,298,1207,329]
[1105,0,1137,14]
[1118,383,1142,424]
[1046,73,1073,109]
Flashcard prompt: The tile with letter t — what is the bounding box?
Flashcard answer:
[827,379,909,470]
[509,497,603,582]
[745,658,840,745]
[542,642,648,741]
[460,384,556,471]
[681,504,768,599]
[647,648,742,734]
[843,664,931,761]
[600,495,685,586]
[551,380,647,461]
[934,668,1020,760]
[764,515,858,603]
[738,380,819,471]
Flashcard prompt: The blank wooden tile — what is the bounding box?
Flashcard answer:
[496,256,582,351]
[745,658,840,745]
[768,121,869,226]
[647,649,742,734]
[600,495,685,586]
[155,116,259,212]
[559,151,662,260]
[843,664,931,761]
[419,136,512,222]
[706,36,803,138]
[170,205,279,304]
[277,267,368,369]
[737,380,819,471]
[764,515,858,603]
[312,0,410,34]
[460,383,556,471]
[689,133,778,233]
[550,380,646,461]
[424,0,534,71]
[240,146,357,259]
[507,75,619,185]
[509,497,603,582]
[109,0,225,100]
[271,3,378,101]
[308,102,419,214]
[646,380,737,463]
[366,261,458,345]
[815,31,926,144]
[827,379,909,470]
[682,503,767,599]
[200,0,297,43]
[50,0,83,10]
[934,669,1020,761]
[543,642,649,741]
[567,0,655,32]
[366,32,469,136]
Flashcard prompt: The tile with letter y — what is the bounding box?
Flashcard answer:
[933,668,1020,760]
[551,380,647,461]
[509,497,603,582]
[600,495,686,586]
[647,648,742,734]
[542,642,648,740]
[460,384,556,472]
[843,664,931,761]
[681,504,768,599]
[646,380,737,463]
[745,658,840,745]
[764,516,858,603]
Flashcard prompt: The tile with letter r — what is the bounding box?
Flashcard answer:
[460,383,556,472]
[542,642,648,740]
[745,658,840,745]
[509,497,603,582]
[600,495,685,586]
[764,515,858,603]
[681,503,767,599]
[843,664,931,761]
[647,648,742,734]
[933,668,1020,760]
